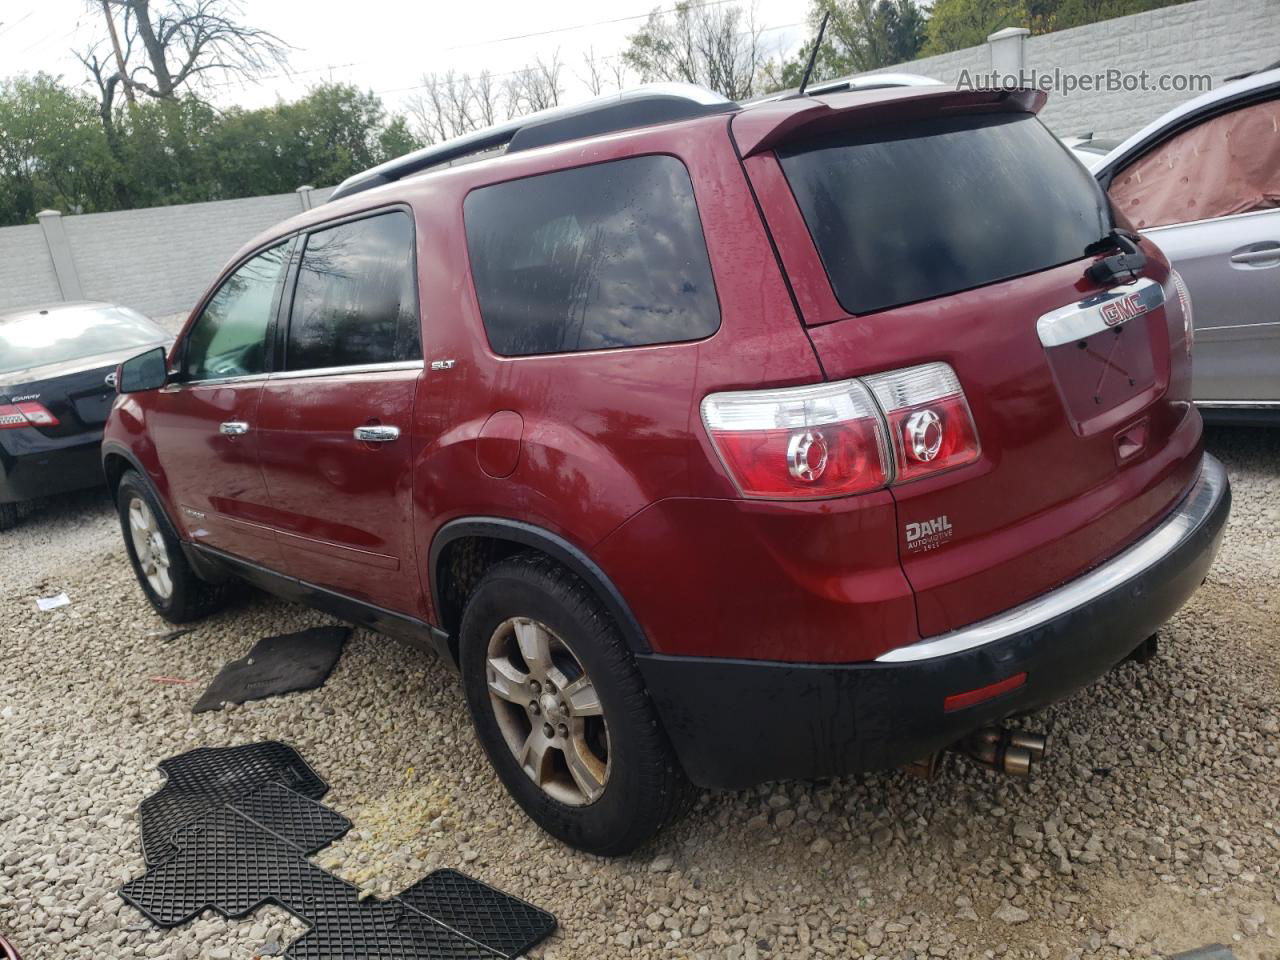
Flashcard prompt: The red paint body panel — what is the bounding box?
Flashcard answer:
[146,382,282,566]
[104,91,1207,672]
[257,369,421,613]
[594,493,917,662]
[794,253,1196,636]
[403,117,828,626]
[476,411,523,479]
[742,115,1199,638]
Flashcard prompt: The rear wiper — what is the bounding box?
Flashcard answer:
[1084,228,1146,285]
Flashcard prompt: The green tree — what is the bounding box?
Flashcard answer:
[0,75,117,225]
[922,0,1026,55]
[623,1,767,101]
[766,0,926,92]
[0,78,421,224]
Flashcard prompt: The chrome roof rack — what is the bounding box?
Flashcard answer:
[328,83,735,202]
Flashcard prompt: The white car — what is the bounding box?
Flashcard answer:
[1092,66,1280,421]
[1060,133,1121,171]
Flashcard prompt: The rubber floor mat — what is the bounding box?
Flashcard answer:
[122,745,556,959]
[139,742,328,866]
[193,626,349,713]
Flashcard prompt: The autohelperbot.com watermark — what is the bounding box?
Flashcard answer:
[957,67,1212,97]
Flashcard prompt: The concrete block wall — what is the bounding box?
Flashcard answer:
[0,223,62,310]
[60,193,305,320]
[861,39,992,87]
[860,0,1280,139]
[1031,0,1280,138]
[0,187,324,320]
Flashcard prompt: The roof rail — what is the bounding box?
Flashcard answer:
[328,83,735,202]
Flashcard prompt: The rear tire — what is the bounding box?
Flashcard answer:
[459,553,693,856]
[0,502,17,532]
[117,471,226,623]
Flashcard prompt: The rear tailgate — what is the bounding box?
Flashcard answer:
[734,89,1201,639]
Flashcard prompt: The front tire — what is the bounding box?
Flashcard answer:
[116,471,226,623]
[459,553,693,856]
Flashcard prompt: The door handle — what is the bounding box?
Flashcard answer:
[1230,243,1280,266]
[219,421,249,436]
[353,425,401,443]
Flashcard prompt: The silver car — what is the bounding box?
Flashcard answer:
[1093,67,1280,422]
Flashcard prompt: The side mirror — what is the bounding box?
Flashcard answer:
[117,346,169,394]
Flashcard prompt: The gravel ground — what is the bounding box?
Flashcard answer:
[1,427,1277,960]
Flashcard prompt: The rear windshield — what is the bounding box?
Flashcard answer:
[778,113,1112,315]
[0,305,163,376]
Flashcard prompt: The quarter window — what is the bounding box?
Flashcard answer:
[464,155,721,357]
[286,211,421,371]
[183,243,288,381]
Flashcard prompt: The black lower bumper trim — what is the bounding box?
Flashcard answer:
[0,437,104,504]
[637,455,1231,790]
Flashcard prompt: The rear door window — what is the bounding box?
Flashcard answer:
[778,113,1112,315]
[286,211,421,371]
[184,242,289,381]
[464,155,720,357]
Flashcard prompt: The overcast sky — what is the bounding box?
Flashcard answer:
[0,0,813,116]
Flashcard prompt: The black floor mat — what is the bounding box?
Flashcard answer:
[121,744,556,959]
[139,742,329,866]
[193,626,349,714]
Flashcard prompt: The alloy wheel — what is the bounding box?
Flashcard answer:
[485,617,610,806]
[127,497,173,600]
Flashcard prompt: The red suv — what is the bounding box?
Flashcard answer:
[104,83,1230,855]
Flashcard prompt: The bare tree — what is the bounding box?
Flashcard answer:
[92,0,290,100]
[579,47,632,96]
[623,1,766,101]
[408,52,566,147]
[77,0,146,131]
[505,52,564,115]
[580,46,607,97]
[407,70,507,145]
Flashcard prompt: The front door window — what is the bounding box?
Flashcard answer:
[184,243,290,381]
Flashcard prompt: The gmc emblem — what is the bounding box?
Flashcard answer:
[1100,292,1148,327]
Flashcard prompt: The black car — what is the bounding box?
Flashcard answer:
[0,301,169,530]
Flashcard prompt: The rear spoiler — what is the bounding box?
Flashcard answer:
[731,87,1047,157]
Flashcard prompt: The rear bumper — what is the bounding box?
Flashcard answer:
[636,453,1230,790]
[0,433,105,504]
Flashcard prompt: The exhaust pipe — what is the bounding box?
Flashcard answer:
[1008,730,1047,759]
[902,752,945,780]
[959,725,1048,776]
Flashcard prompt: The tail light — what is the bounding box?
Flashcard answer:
[864,363,980,483]
[0,401,59,430]
[701,380,889,498]
[701,362,979,499]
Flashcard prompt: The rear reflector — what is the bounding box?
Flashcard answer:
[943,672,1027,713]
[0,401,60,430]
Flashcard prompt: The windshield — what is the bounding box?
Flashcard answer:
[0,304,164,376]
[778,113,1113,316]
